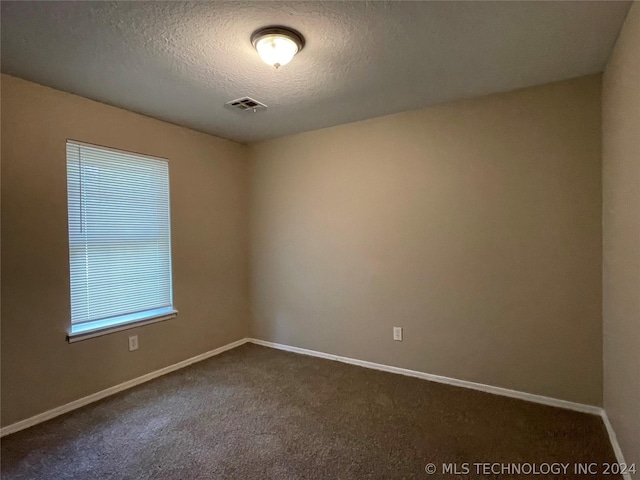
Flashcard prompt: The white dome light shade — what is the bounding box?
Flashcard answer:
[255,34,298,68]
[251,27,305,69]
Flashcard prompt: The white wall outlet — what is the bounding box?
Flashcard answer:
[128,335,139,351]
[393,327,403,341]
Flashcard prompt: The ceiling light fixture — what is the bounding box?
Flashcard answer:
[251,26,305,69]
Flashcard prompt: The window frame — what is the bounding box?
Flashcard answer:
[65,140,177,343]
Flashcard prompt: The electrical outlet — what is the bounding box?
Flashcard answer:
[393,327,403,341]
[128,335,139,351]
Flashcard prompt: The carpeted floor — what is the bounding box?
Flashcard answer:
[1,343,619,479]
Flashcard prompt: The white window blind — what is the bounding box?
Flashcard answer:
[66,141,175,336]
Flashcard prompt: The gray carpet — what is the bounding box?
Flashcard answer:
[1,343,618,479]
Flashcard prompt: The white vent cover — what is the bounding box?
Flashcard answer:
[225,97,267,112]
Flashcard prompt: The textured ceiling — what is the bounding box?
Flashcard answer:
[1,1,631,144]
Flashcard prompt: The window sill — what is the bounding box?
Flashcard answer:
[67,310,178,343]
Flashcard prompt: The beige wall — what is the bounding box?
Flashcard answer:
[603,3,640,467]
[1,75,250,426]
[1,69,609,426]
[249,75,603,406]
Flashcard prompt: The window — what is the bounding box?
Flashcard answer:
[66,140,176,341]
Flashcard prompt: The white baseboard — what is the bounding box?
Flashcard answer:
[0,337,249,438]
[247,338,603,415]
[601,411,633,480]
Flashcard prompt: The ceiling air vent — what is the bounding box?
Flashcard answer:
[225,97,267,113]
